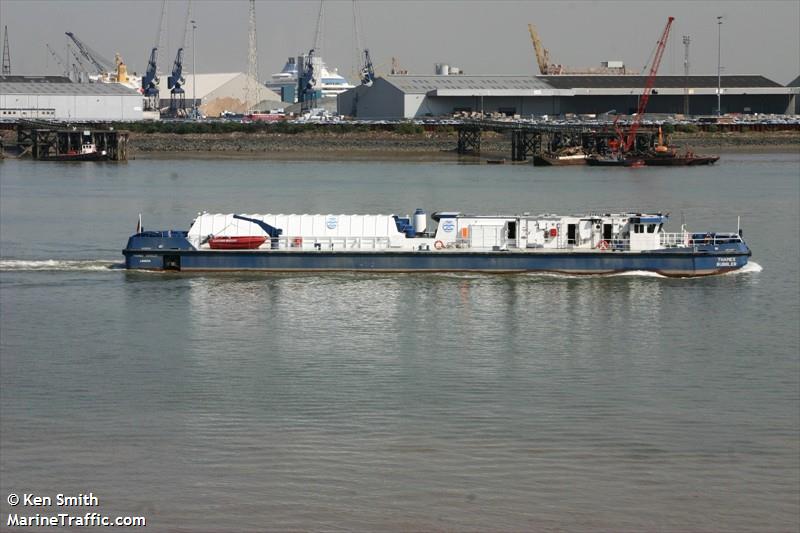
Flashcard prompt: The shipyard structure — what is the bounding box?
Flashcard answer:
[338,75,799,119]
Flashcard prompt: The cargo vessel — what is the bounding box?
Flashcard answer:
[123,209,751,277]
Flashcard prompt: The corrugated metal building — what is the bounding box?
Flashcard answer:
[0,75,144,121]
[789,76,800,114]
[338,75,799,119]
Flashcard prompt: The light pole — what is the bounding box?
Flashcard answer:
[683,35,690,116]
[716,16,723,116]
[191,20,197,119]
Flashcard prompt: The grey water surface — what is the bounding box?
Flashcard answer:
[1,155,798,531]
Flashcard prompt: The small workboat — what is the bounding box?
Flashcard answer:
[207,236,267,249]
[46,142,108,162]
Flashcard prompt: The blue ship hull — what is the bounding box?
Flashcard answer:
[123,233,750,277]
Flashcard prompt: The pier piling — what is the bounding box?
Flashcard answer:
[15,121,129,161]
[456,120,659,162]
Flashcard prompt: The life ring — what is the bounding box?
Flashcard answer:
[434,240,445,250]
[597,240,610,250]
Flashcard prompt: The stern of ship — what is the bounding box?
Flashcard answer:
[123,231,193,271]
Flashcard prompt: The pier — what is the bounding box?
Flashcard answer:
[456,120,659,161]
[15,121,129,161]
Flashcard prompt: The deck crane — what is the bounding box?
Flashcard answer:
[64,32,114,76]
[352,1,374,86]
[618,16,674,153]
[142,0,167,111]
[168,1,193,115]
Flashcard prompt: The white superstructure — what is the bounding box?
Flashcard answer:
[185,210,707,253]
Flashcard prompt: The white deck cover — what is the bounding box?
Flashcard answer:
[188,213,404,241]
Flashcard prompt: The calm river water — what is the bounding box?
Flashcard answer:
[1,154,798,531]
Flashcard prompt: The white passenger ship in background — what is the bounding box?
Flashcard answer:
[266,56,354,102]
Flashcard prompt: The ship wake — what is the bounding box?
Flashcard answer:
[0,259,124,272]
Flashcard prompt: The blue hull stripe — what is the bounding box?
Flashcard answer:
[124,249,750,277]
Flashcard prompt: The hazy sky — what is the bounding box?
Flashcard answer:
[1,0,798,84]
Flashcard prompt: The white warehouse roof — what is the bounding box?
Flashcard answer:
[0,76,141,96]
[378,74,795,97]
[384,75,557,94]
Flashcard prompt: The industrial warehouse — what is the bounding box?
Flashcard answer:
[0,75,144,121]
[337,74,798,120]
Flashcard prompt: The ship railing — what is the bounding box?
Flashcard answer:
[277,235,392,250]
[555,236,631,250]
[460,236,636,251]
[660,232,689,248]
[660,232,743,248]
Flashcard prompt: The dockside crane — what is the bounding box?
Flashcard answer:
[2,26,11,76]
[46,43,69,77]
[359,49,375,86]
[66,43,91,81]
[168,0,193,115]
[528,24,554,75]
[527,22,626,75]
[619,16,674,153]
[390,57,408,75]
[299,0,325,111]
[65,31,114,76]
[352,1,374,86]
[142,0,167,111]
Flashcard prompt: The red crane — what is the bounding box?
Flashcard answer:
[618,16,675,153]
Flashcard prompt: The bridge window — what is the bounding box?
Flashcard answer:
[647,224,656,233]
